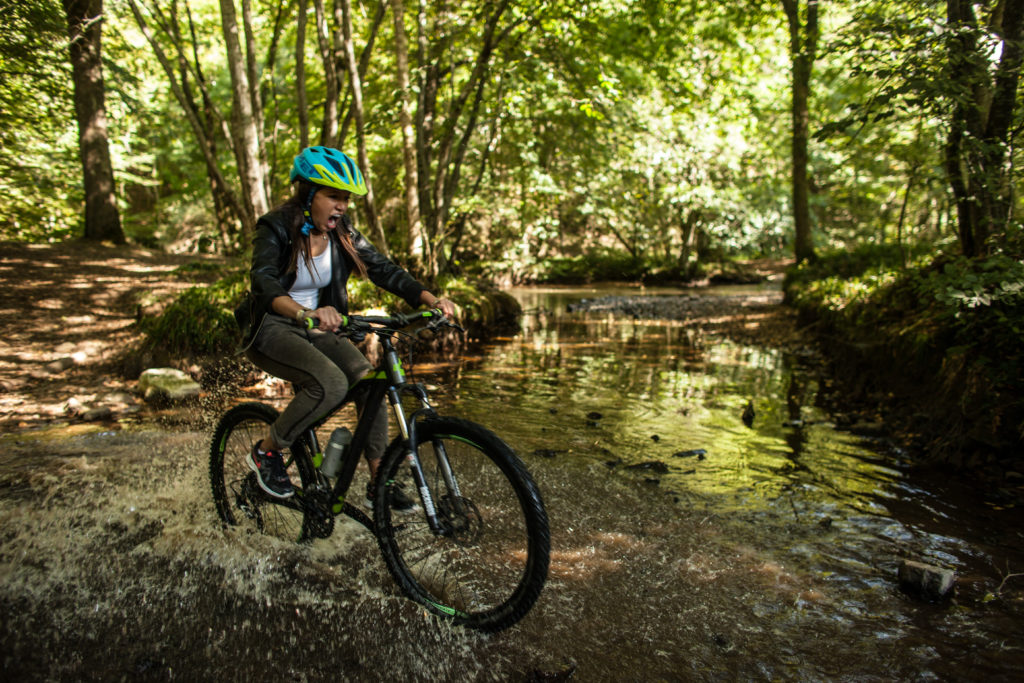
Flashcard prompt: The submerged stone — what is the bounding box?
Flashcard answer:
[898,560,956,599]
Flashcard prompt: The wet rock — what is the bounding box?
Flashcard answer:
[586,411,603,420]
[741,400,755,427]
[137,368,201,403]
[898,560,956,599]
[643,477,660,485]
[604,458,622,468]
[46,357,76,374]
[625,461,669,474]
[81,406,113,422]
[673,449,707,459]
[651,434,660,442]
[817,516,833,530]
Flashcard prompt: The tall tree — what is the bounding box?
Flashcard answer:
[390,0,424,264]
[62,0,124,243]
[944,0,1024,257]
[338,0,387,253]
[781,0,818,263]
[219,0,270,225]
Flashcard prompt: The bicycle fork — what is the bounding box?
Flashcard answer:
[387,384,465,536]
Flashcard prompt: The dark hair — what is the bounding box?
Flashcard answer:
[280,180,367,279]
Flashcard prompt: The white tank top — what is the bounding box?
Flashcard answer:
[289,246,332,310]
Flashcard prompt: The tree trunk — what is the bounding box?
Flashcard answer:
[944,0,1024,257]
[184,1,242,250]
[218,0,269,227]
[338,0,388,255]
[781,0,818,264]
[128,0,248,240]
[313,0,340,146]
[390,0,425,263]
[63,0,124,243]
[338,1,386,146]
[296,0,310,150]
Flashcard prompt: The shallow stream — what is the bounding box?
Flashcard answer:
[2,284,1023,680]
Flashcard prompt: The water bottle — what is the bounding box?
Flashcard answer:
[320,427,352,478]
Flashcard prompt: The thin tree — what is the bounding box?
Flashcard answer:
[219,0,270,226]
[62,0,124,243]
[338,0,388,254]
[781,0,818,263]
[390,0,424,264]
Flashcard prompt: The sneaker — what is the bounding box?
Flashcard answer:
[365,481,418,513]
[246,443,295,499]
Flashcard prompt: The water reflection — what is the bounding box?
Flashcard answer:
[433,285,1024,678]
[443,293,899,516]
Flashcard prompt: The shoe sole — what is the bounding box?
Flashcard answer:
[246,452,295,499]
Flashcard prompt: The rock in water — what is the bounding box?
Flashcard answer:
[742,400,756,427]
[898,560,956,599]
[137,368,201,403]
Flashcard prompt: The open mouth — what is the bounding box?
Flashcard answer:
[326,213,343,229]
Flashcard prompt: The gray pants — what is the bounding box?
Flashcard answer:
[246,314,388,461]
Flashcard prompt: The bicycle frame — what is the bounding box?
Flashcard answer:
[290,320,461,536]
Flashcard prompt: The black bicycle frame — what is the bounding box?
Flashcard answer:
[291,329,455,534]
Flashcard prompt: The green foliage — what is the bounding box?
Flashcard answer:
[138,268,247,356]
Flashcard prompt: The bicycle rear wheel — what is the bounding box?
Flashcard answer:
[374,417,549,632]
[209,402,315,542]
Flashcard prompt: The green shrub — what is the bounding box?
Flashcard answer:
[139,268,247,356]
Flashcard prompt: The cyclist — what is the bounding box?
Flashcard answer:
[234,146,455,506]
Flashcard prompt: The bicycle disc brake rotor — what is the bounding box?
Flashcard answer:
[436,495,482,545]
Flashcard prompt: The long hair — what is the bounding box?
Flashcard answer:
[280,180,368,279]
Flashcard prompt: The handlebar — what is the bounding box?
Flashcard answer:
[303,308,464,336]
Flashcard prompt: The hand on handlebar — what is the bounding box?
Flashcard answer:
[310,305,344,332]
[431,298,456,319]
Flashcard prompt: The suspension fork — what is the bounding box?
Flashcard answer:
[389,390,469,533]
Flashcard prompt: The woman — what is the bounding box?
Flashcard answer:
[234,146,455,506]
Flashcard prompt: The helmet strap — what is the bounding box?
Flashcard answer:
[300,186,320,236]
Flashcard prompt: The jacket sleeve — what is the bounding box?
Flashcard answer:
[349,222,426,309]
[250,217,291,315]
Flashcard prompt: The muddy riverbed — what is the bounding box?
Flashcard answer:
[2,283,1024,681]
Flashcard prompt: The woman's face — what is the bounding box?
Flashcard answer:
[309,187,351,233]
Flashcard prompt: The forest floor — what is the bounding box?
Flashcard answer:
[0,240,804,432]
[0,240,224,431]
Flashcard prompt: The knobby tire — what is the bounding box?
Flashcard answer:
[373,417,550,632]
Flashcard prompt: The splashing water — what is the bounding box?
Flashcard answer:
[2,284,1024,680]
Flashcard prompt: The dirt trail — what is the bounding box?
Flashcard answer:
[0,240,221,431]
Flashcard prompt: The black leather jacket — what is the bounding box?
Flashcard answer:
[234,205,425,349]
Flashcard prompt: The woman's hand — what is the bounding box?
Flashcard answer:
[312,305,344,332]
[421,291,456,319]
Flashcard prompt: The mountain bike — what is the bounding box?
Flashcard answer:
[209,310,549,632]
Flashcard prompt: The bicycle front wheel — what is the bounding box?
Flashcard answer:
[374,417,550,632]
[209,402,314,543]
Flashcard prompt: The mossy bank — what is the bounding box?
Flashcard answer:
[784,246,1024,478]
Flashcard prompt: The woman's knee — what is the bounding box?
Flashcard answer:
[299,367,349,406]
